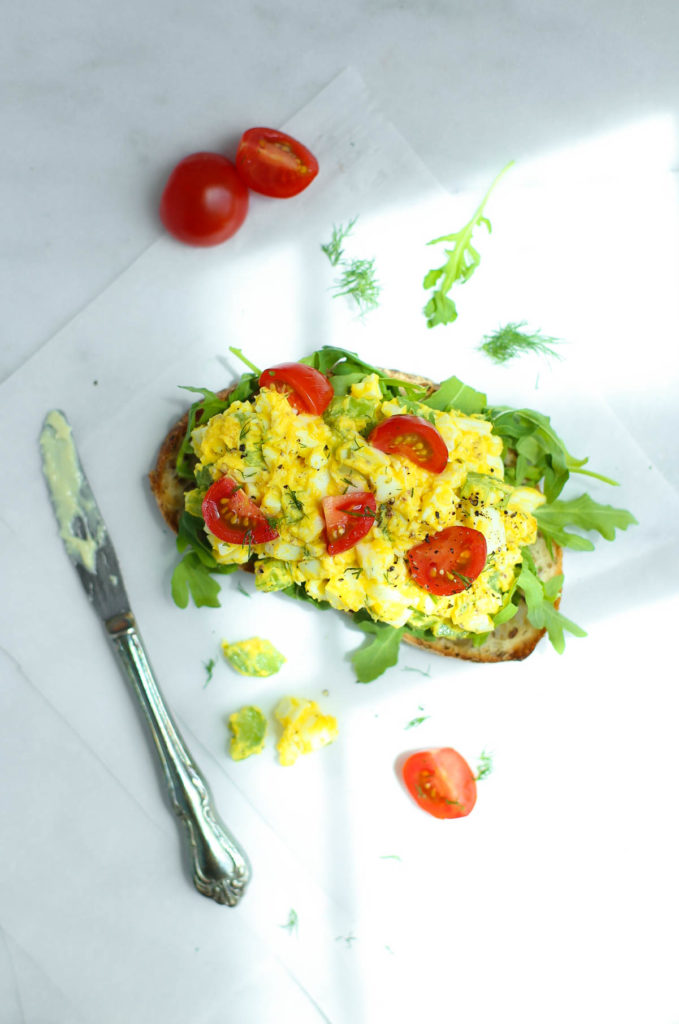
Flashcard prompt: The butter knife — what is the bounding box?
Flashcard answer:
[39,409,251,906]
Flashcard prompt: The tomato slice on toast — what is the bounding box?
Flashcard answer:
[322,492,377,555]
[407,525,486,596]
[369,414,448,473]
[202,477,278,546]
[259,362,333,414]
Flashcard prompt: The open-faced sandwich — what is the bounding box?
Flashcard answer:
[150,346,635,680]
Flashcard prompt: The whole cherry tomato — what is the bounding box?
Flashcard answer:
[160,152,249,247]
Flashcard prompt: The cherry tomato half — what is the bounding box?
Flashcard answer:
[236,127,319,198]
[259,362,333,415]
[402,748,477,819]
[322,492,377,555]
[369,414,448,474]
[407,525,487,596]
[202,477,278,546]
[160,152,249,247]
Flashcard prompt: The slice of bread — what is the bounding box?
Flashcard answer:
[149,371,562,662]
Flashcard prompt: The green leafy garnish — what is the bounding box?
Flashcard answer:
[479,322,562,364]
[423,161,514,328]
[488,406,619,502]
[535,495,638,552]
[171,552,222,609]
[333,258,380,314]
[321,217,357,266]
[321,220,380,315]
[515,555,587,655]
[350,614,405,683]
[203,657,216,687]
[280,909,298,935]
[228,346,262,376]
[475,750,494,780]
[405,713,430,729]
[422,374,487,415]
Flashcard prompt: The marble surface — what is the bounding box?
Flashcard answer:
[2,3,679,1022]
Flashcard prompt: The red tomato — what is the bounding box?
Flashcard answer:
[402,748,477,819]
[259,362,333,415]
[407,525,487,596]
[369,415,448,474]
[322,492,377,555]
[236,127,319,198]
[202,477,278,546]
[160,152,249,247]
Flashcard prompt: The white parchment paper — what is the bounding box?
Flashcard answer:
[1,68,678,1023]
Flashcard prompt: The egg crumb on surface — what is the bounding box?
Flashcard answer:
[192,374,544,642]
[228,706,267,760]
[274,697,339,766]
[221,637,285,677]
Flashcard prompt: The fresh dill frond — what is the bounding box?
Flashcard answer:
[321,217,357,266]
[321,216,380,315]
[333,257,381,314]
[475,750,494,781]
[479,322,562,364]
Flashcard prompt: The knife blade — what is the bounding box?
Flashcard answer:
[39,409,251,906]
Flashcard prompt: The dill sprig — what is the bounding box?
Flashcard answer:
[321,217,357,266]
[333,257,380,314]
[479,322,562,364]
[321,216,380,315]
[475,750,494,781]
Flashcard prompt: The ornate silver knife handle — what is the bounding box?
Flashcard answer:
[106,611,251,906]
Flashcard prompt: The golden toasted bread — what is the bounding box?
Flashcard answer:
[149,370,562,662]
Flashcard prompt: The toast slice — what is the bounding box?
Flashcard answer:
[149,372,562,662]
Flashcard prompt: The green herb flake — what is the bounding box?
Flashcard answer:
[405,714,430,730]
[203,657,216,687]
[475,750,494,781]
[280,909,298,936]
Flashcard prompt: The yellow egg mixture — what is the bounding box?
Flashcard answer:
[188,373,545,639]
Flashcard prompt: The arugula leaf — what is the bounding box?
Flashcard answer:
[300,345,379,379]
[487,406,618,502]
[350,614,405,683]
[175,374,259,480]
[171,552,223,609]
[535,495,638,551]
[228,346,262,376]
[423,374,487,415]
[515,560,587,655]
[172,512,240,607]
[423,161,514,328]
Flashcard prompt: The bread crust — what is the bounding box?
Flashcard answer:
[149,370,562,662]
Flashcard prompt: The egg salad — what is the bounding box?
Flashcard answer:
[187,371,544,640]
[274,697,339,767]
